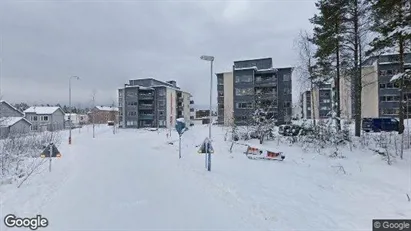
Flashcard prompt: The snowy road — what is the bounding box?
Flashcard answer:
[3,128,258,231]
[1,124,410,230]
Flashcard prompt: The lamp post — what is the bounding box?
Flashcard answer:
[200,55,214,140]
[69,75,80,145]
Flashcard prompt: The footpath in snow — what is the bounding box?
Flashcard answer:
[1,124,410,230]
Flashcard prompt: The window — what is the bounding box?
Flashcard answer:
[128,111,137,116]
[235,75,253,83]
[218,91,224,97]
[41,116,49,121]
[218,77,224,85]
[379,70,387,76]
[379,96,386,102]
[379,83,386,88]
[283,74,291,81]
[159,111,164,116]
[236,102,253,109]
[127,101,138,106]
[283,88,291,94]
[284,102,291,108]
[126,91,137,97]
[386,96,394,101]
[322,99,331,103]
[386,83,394,88]
[158,100,165,106]
[32,116,38,121]
[235,88,254,96]
[387,70,393,75]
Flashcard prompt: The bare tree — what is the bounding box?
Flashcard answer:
[294,30,318,126]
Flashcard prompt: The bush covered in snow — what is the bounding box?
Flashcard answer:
[0,131,62,185]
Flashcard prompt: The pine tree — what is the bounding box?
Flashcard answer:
[310,0,347,130]
[368,0,411,134]
[343,0,372,137]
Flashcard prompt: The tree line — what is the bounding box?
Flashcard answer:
[297,0,410,137]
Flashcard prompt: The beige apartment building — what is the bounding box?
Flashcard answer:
[340,53,411,119]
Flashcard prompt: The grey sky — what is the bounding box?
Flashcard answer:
[0,0,316,109]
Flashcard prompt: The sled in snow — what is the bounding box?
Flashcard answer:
[245,146,285,161]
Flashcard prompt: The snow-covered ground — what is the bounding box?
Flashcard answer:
[1,123,410,230]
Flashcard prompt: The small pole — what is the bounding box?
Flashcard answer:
[49,144,52,172]
[179,134,182,159]
[207,140,211,172]
[205,141,208,169]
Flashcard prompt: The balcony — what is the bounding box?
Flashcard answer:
[255,93,277,100]
[138,93,154,100]
[139,114,154,120]
[255,78,277,87]
[139,104,153,110]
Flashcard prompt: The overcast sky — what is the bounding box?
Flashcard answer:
[0,0,317,109]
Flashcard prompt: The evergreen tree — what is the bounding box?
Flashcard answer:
[368,0,411,134]
[343,0,372,137]
[310,0,347,130]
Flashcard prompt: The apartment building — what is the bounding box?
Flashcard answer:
[217,58,293,126]
[118,78,193,128]
[301,83,333,119]
[340,53,411,119]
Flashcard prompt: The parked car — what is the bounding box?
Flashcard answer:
[278,124,302,136]
[362,117,399,132]
[107,121,114,126]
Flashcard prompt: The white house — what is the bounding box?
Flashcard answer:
[24,106,66,131]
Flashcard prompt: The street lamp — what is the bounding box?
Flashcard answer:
[200,55,214,140]
[69,75,80,145]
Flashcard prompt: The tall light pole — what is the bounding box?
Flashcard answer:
[200,55,214,140]
[69,75,80,145]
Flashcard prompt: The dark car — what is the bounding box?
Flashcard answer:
[278,124,302,136]
[362,117,399,132]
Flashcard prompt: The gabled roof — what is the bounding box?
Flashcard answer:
[0,117,32,127]
[95,106,119,112]
[24,106,65,115]
[0,100,24,116]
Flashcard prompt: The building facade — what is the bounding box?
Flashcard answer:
[340,53,411,119]
[88,106,119,124]
[24,106,65,131]
[118,78,193,129]
[0,100,32,138]
[217,58,293,126]
[301,83,332,120]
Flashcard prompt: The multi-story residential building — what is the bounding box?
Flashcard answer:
[217,57,293,126]
[301,83,333,120]
[340,53,411,119]
[118,78,193,129]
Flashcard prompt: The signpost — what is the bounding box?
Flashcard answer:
[175,118,187,159]
[40,143,61,172]
[197,137,214,171]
